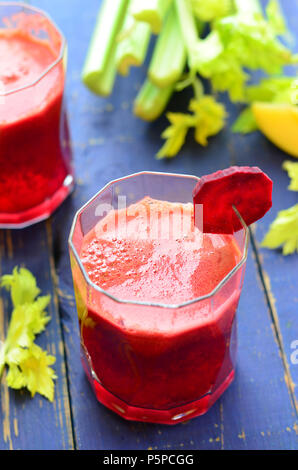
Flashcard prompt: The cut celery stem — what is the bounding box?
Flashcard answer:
[174,0,200,69]
[82,0,129,94]
[130,0,173,34]
[148,5,187,88]
[116,12,151,76]
[95,42,118,97]
[134,80,174,121]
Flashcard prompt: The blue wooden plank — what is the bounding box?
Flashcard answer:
[220,251,297,449]
[0,224,74,450]
[25,0,298,450]
[232,132,298,406]
[230,0,298,416]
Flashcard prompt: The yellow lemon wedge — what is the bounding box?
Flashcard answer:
[252,102,298,158]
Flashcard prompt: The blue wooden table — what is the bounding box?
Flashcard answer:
[0,0,297,451]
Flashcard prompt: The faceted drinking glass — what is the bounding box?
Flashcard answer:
[0,2,73,228]
[69,172,248,425]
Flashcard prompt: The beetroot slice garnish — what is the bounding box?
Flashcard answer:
[193,166,273,234]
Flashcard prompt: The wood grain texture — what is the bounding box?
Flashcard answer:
[50,0,297,450]
[0,0,297,450]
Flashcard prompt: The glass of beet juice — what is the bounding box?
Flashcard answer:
[0,3,73,228]
[69,172,249,425]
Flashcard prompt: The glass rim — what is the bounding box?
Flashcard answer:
[68,171,249,310]
[0,1,66,96]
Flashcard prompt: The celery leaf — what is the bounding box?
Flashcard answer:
[189,96,227,146]
[1,267,40,307]
[194,1,297,102]
[190,0,234,22]
[0,267,55,402]
[157,95,226,158]
[6,344,57,402]
[232,107,258,134]
[266,0,287,36]
[245,77,297,104]
[283,161,298,191]
[261,204,298,255]
[157,112,195,158]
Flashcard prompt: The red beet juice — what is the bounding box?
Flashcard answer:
[71,195,246,424]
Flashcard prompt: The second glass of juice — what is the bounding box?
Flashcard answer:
[69,172,248,425]
[0,3,73,228]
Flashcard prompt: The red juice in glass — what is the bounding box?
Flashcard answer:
[0,3,73,228]
[69,172,248,424]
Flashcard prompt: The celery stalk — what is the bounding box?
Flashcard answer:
[94,42,118,97]
[134,80,174,121]
[174,0,200,69]
[82,0,128,94]
[148,5,187,88]
[116,12,151,76]
[130,0,173,34]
